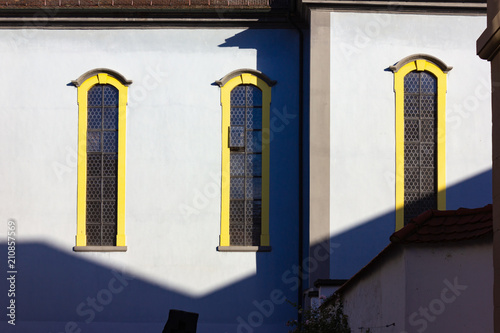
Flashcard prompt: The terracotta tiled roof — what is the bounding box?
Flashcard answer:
[330,205,493,299]
[390,204,492,244]
[0,0,482,10]
[0,0,288,8]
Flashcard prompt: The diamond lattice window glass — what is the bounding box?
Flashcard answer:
[229,85,263,246]
[403,71,437,224]
[86,84,119,246]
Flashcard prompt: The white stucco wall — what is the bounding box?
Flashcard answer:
[342,247,406,333]
[341,240,493,333]
[0,27,300,332]
[3,29,258,291]
[329,12,491,279]
[404,241,493,333]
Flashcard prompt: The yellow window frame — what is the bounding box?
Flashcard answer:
[72,69,132,251]
[392,56,451,231]
[216,70,275,251]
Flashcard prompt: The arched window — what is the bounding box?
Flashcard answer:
[216,69,275,251]
[391,55,451,230]
[72,69,132,251]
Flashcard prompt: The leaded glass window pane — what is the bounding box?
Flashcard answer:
[86,84,119,246]
[404,71,437,225]
[229,85,262,246]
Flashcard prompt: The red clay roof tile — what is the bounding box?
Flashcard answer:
[390,204,492,244]
[332,205,492,298]
[0,0,288,8]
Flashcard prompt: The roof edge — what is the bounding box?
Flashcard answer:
[390,204,492,244]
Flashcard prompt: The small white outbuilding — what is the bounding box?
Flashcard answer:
[333,205,493,333]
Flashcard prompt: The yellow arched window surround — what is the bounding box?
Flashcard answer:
[216,69,276,252]
[391,55,452,231]
[72,69,132,251]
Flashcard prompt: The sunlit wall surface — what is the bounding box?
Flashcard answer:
[0,28,301,332]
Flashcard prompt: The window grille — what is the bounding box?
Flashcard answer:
[229,85,262,246]
[403,71,437,224]
[86,84,119,246]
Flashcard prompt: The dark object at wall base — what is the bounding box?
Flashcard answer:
[162,309,199,333]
